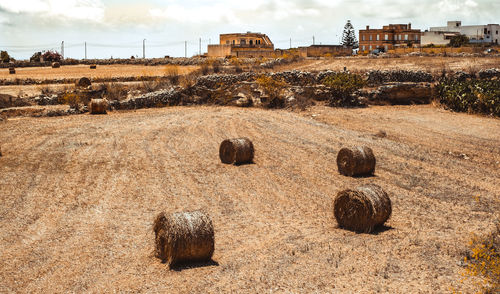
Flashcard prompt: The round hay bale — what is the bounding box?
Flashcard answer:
[337,146,376,177]
[52,62,61,68]
[90,64,97,69]
[153,210,214,267]
[76,77,91,88]
[334,184,392,233]
[8,67,15,74]
[219,138,254,164]
[89,99,108,114]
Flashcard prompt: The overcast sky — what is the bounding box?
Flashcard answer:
[1,0,499,59]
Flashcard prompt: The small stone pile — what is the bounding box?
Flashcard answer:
[452,71,474,81]
[34,95,60,106]
[478,68,500,79]
[260,58,286,68]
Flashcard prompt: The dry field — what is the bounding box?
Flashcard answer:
[278,56,500,73]
[0,105,499,293]
[0,64,199,81]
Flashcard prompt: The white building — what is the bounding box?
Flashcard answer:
[421,31,460,46]
[430,21,500,44]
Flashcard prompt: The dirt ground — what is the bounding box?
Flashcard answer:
[0,105,498,293]
[0,64,198,81]
[278,56,500,73]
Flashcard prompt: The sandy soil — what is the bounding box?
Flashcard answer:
[0,105,499,293]
[0,64,198,81]
[278,56,500,73]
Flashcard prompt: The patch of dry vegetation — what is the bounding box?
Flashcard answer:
[0,105,498,292]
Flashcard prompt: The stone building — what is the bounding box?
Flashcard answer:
[207,32,275,58]
[297,45,352,57]
[430,21,500,45]
[359,24,421,53]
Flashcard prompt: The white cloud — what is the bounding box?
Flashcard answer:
[149,4,238,24]
[0,0,105,22]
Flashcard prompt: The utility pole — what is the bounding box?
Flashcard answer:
[199,38,201,56]
[61,41,64,59]
[185,41,187,58]
[85,42,87,60]
[313,36,315,45]
[290,38,292,49]
[143,39,146,59]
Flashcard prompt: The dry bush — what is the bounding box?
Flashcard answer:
[140,79,165,93]
[201,63,211,75]
[164,65,180,85]
[60,93,81,109]
[100,82,129,101]
[211,60,222,73]
[256,75,288,108]
[39,85,56,95]
[462,223,500,293]
[180,72,200,91]
[209,82,233,105]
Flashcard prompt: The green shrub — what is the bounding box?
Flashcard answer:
[321,72,365,106]
[60,93,81,109]
[256,75,288,108]
[436,79,500,116]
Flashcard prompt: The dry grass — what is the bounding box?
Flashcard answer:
[0,105,499,292]
[278,56,500,74]
[0,64,199,81]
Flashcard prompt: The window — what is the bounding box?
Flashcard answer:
[369,35,372,41]
[384,45,388,51]
[362,45,366,51]
[250,40,253,45]
[377,34,380,41]
[415,35,419,41]
[240,39,246,45]
[232,40,235,45]
[405,34,408,40]
[369,45,372,50]
[385,34,388,40]
[226,41,230,45]
[496,31,499,35]
[484,28,487,34]
[362,35,365,41]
